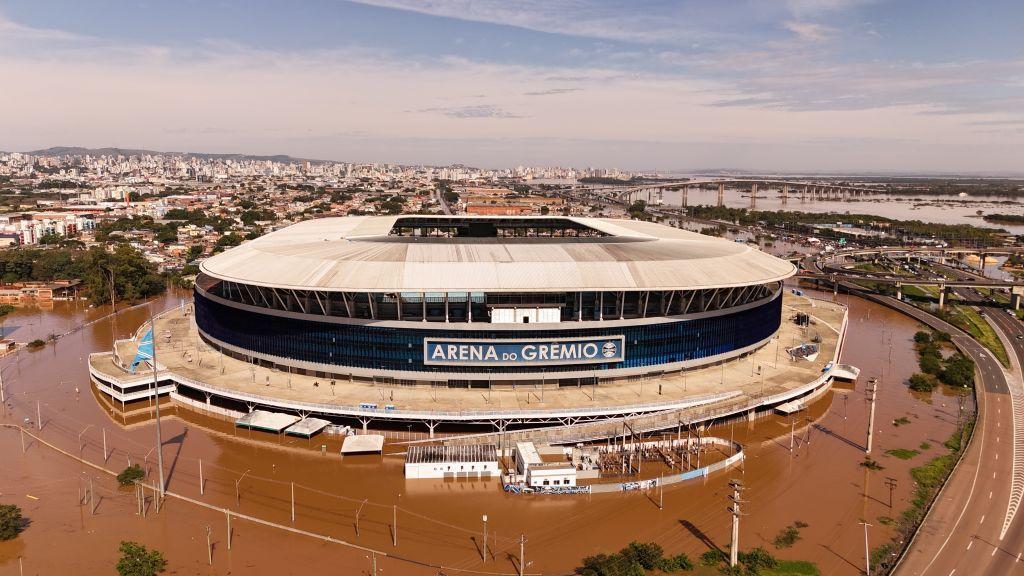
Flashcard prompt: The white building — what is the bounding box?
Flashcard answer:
[404,444,499,479]
[514,442,577,488]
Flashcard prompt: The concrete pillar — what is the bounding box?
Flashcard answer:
[801,186,807,202]
[938,285,946,309]
[717,183,725,207]
[747,409,756,422]
[750,183,757,210]
[895,282,902,301]
[1011,287,1023,310]
[682,186,688,208]
[427,421,436,438]
[782,184,789,204]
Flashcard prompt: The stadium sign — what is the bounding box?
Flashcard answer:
[424,336,625,367]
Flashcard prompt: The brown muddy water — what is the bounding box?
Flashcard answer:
[0,289,969,575]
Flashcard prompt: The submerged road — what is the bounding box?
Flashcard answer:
[888,297,1022,575]
[805,254,1024,574]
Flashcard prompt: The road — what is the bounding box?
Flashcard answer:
[804,253,1024,574]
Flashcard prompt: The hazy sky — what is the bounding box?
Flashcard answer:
[1,0,1022,172]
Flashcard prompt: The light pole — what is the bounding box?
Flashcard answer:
[482,514,488,562]
[235,469,251,508]
[78,424,94,455]
[149,306,166,497]
[859,521,872,575]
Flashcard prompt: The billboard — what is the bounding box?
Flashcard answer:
[423,335,625,367]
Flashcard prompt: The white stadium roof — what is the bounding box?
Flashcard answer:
[200,216,795,292]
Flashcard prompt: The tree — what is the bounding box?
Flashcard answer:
[0,504,25,540]
[185,245,204,262]
[919,354,943,375]
[913,331,932,344]
[216,233,244,248]
[909,372,939,392]
[117,464,145,486]
[116,541,166,576]
[81,245,165,305]
[941,354,975,387]
[37,232,62,245]
[621,541,663,569]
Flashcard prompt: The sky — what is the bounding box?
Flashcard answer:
[0,0,1022,173]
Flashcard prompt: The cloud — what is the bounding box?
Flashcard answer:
[417,105,524,119]
[345,0,727,46]
[0,14,83,41]
[783,20,836,42]
[0,8,1022,172]
[967,119,1024,126]
[523,88,581,96]
[786,0,878,17]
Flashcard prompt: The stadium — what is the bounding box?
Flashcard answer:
[193,215,794,386]
[90,215,853,436]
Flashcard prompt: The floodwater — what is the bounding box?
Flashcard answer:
[651,187,1024,235]
[0,288,969,575]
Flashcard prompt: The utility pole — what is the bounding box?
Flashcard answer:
[519,534,527,576]
[865,377,879,454]
[482,514,488,562]
[149,306,166,497]
[789,416,795,452]
[206,526,213,566]
[729,480,746,568]
[859,521,872,575]
[884,477,897,509]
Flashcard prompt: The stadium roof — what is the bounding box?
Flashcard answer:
[200,216,795,292]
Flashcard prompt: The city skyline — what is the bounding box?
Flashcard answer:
[1,0,1022,173]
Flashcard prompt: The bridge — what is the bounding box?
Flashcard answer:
[575,177,889,210]
[799,247,1024,309]
[798,271,1024,309]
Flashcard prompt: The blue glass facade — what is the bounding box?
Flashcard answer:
[194,289,782,376]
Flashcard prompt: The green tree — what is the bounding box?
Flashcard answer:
[239,209,276,225]
[909,373,939,392]
[81,245,165,305]
[37,232,62,245]
[116,541,166,576]
[0,503,25,540]
[216,233,243,248]
[919,354,943,375]
[621,541,663,569]
[185,245,204,262]
[117,464,145,486]
[940,354,975,387]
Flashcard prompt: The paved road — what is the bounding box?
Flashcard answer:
[804,254,1024,574]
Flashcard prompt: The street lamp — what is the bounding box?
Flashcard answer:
[78,424,94,454]
[482,514,488,562]
[235,469,252,507]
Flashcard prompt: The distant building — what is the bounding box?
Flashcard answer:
[0,279,82,304]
